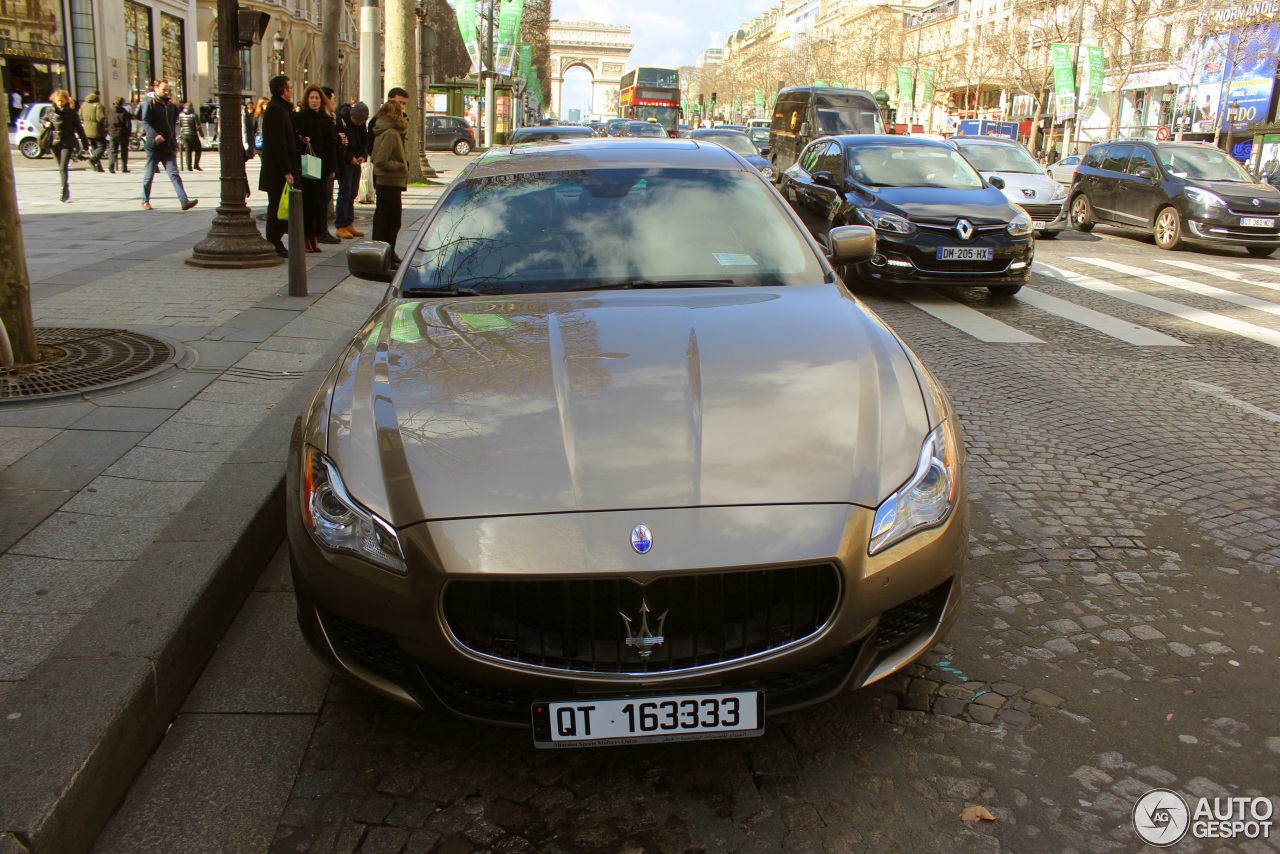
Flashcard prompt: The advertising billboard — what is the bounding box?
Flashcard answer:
[1176,23,1280,134]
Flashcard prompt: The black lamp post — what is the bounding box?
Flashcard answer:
[1225,98,1241,159]
[188,1,281,268]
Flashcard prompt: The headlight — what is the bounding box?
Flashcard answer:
[1007,211,1033,237]
[302,446,407,574]
[760,165,776,179]
[1051,183,1068,201]
[869,421,959,555]
[858,208,917,235]
[1185,187,1227,209]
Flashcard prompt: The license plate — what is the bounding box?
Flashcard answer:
[937,247,995,261]
[1033,221,1046,230]
[1240,217,1275,227]
[532,691,764,748]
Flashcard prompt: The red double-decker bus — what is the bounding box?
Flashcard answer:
[619,66,680,137]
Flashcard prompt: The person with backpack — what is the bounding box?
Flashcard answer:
[177,101,204,170]
[105,97,133,173]
[138,79,197,211]
[46,90,88,202]
[79,91,106,172]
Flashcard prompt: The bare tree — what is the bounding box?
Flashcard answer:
[1093,0,1168,137]
[0,97,36,365]
[519,0,552,107]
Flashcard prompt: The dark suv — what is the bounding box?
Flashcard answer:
[1069,140,1280,256]
[424,115,476,155]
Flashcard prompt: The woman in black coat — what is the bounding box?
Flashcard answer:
[293,84,336,253]
[47,90,88,202]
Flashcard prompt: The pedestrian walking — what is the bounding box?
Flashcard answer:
[46,90,88,202]
[245,97,267,160]
[178,101,204,170]
[79,91,107,172]
[138,79,198,211]
[370,98,408,266]
[334,101,369,238]
[258,75,299,258]
[318,87,342,244]
[293,84,337,253]
[105,97,133,173]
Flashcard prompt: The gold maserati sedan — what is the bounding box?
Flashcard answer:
[286,138,968,748]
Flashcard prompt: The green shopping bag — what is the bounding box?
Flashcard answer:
[277,189,289,221]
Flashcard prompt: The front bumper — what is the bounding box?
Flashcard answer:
[287,495,968,727]
[860,228,1033,286]
[1021,202,1068,234]
[1187,216,1280,248]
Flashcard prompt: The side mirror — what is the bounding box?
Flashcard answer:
[800,121,811,137]
[347,241,394,283]
[1136,167,1156,181]
[812,170,837,188]
[989,175,1006,190]
[828,225,876,266]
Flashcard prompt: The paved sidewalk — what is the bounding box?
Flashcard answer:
[0,151,455,853]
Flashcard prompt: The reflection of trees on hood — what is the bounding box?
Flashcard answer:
[421,0,473,79]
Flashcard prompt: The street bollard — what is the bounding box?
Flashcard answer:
[287,186,307,297]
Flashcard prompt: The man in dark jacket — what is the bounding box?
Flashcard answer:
[79,91,106,172]
[334,101,369,238]
[259,75,300,258]
[105,97,132,173]
[139,79,197,211]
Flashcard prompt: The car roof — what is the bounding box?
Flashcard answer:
[690,128,749,136]
[830,134,955,149]
[952,135,1022,145]
[472,138,749,177]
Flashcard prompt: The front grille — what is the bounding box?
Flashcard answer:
[914,259,1010,274]
[1021,203,1065,220]
[873,580,952,653]
[1226,207,1280,217]
[322,610,405,682]
[442,565,842,674]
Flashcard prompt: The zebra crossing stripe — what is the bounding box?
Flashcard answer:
[1151,258,1280,296]
[1071,257,1280,318]
[1013,288,1187,346]
[1234,261,1280,280]
[1185,380,1280,424]
[872,283,1044,343]
[1035,262,1280,349]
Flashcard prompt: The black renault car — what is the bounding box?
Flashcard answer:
[780,135,1034,296]
[1069,140,1280,256]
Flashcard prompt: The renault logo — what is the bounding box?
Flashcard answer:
[620,598,667,658]
[1254,198,1262,206]
[955,218,974,240]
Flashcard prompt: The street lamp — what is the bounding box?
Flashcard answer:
[337,48,345,98]
[272,31,284,73]
[1225,98,1242,159]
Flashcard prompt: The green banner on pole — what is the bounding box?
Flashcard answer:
[896,66,913,106]
[754,89,764,109]
[1079,46,1105,113]
[1051,43,1075,120]
[456,1,481,75]
[495,0,525,77]
[518,43,532,80]
[922,68,935,109]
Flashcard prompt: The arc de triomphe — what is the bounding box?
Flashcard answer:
[548,20,633,120]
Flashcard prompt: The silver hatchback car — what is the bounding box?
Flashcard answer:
[952,136,1069,238]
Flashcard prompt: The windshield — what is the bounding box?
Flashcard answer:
[628,106,678,132]
[957,142,1042,174]
[625,122,668,137]
[637,68,678,87]
[813,93,885,135]
[697,133,758,157]
[402,168,825,294]
[512,129,592,143]
[1158,147,1255,182]
[749,128,770,145]
[847,144,985,189]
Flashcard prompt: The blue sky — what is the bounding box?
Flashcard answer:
[551,0,778,118]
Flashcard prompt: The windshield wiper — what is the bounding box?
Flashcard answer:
[568,279,740,291]
[400,287,484,297]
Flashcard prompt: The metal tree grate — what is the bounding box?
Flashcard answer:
[1,328,177,401]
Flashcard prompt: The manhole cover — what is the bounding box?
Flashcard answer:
[1,328,178,402]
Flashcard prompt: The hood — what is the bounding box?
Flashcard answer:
[323,286,931,526]
[86,93,100,103]
[871,185,1015,225]
[975,170,1064,206]
[1190,178,1280,213]
[372,112,407,136]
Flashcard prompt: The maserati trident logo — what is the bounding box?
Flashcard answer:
[955,218,974,240]
[620,598,667,658]
[630,524,652,554]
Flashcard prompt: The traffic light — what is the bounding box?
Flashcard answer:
[699,93,705,108]
[711,92,717,104]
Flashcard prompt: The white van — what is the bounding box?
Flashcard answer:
[747,118,770,129]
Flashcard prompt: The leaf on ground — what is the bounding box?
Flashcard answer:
[960,805,996,822]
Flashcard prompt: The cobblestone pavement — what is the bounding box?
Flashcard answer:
[95,221,1280,852]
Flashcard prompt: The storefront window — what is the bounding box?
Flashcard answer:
[0,0,69,102]
[160,12,185,101]
[124,0,153,101]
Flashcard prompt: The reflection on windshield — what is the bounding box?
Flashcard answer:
[697,133,758,157]
[847,145,984,189]
[1159,148,1255,182]
[958,143,1041,174]
[637,68,678,87]
[405,168,825,294]
[813,94,884,134]
[749,129,770,143]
